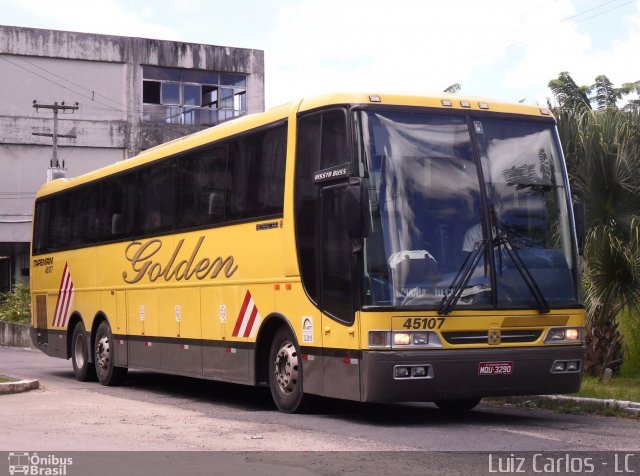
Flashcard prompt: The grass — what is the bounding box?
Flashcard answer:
[575,375,640,402]
[0,375,16,383]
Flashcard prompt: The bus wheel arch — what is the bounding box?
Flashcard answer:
[255,314,294,386]
[66,313,83,359]
[69,314,96,382]
[256,314,307,413]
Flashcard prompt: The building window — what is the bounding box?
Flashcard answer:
[142,66,247,126]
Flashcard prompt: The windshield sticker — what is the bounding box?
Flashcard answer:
[473,121,484,134]
[302,316,313,343]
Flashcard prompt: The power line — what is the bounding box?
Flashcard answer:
[0,55,126,115]
[1,54,262,118]
[18,56,129,110]
[465,0,637,62]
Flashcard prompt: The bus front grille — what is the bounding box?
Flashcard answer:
[441,329,543,345]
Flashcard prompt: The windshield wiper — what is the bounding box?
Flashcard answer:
[494,234,550,314]
[438,233,551,315]
[438,239,489,315]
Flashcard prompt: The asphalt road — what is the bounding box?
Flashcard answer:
[1,345,639,475]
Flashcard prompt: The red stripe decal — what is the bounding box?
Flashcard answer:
[60,282,74,327]
[53,263,69,327]
[232,291,252,337]
[242,305,259,338]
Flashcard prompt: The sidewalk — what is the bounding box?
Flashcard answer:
[0,377,39,395]
[501,394,640,416]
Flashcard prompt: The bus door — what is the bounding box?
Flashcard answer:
[319,182,361,401]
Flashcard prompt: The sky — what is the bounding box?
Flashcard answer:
[2,0,639,109]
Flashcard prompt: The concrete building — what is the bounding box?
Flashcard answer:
[0,25,265,291]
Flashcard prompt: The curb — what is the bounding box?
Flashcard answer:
[502,395,640,416]
[0,378,40,395]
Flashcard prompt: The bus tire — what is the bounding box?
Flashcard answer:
[268,327,305,413]
[71,321,96,382]
[434,397,482,412]
[94,320,127,386]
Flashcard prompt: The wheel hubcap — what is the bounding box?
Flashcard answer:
[273,341,299,395]
[95,335,110,371]
[74,333,85,368]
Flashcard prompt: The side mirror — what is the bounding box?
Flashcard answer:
[344,178,370,239]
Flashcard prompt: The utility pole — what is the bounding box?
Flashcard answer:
[32,100,79,181]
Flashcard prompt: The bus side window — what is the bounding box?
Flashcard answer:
[226,124,286,221]
[176,145,228,228]
[101,174,136,239]
[111,214,123,235]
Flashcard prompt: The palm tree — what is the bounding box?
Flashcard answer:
[548,72,592,113]
[443,83,461,94]
[555,106,640,376]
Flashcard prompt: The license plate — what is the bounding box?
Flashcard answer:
[478,361,514,375]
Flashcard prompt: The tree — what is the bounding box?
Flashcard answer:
[552,97,640,376]
[548,72,592,113]
[443,83,461,94]
[549,72,640,112]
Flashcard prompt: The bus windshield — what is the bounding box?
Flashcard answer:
[359,109,580,310]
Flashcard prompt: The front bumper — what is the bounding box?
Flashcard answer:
[361,345,584,403]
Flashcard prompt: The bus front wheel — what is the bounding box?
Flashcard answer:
[268,327,305,413]
[94,320,127,386]
[71,321,96,382]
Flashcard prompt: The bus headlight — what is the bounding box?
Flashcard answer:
[544,327,583,344]
[393,332,411,346]
[368,331,442,348]
[412,332,429,345]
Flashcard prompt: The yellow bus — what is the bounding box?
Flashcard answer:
[30,93,584,412]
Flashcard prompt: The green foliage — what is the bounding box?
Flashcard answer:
[619,309,640,377]
[442,83,461,93]
[0,283,31,324]
[549,72,640,112]
[577,375,640,402]
[552,77,640,376]
[548,72,592,113]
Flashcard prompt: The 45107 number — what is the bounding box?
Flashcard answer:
[401,317,445,330]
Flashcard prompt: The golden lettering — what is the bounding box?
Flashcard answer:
[195,258,211,280]
[122,236,238,284]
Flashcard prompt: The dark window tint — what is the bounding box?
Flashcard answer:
[71,187,100,245]
[321,184,354,322]
[137,161,176,234]
[227,125,287,220]
[47,193,72,250]
[32,201,49,254]
[177,146,228,228]
[101,174,137,238]
[295,109,349,305]
[32,122,287,254]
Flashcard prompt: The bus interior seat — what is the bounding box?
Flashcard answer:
[111,213,123,235]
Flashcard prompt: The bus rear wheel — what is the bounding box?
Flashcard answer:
[94,320,127,386]
[434,397,482,411]
[268,327,305,413]
[71,321,96,382]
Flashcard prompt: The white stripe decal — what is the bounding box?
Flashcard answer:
[232,291,262,338]
[53,264,74,328]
